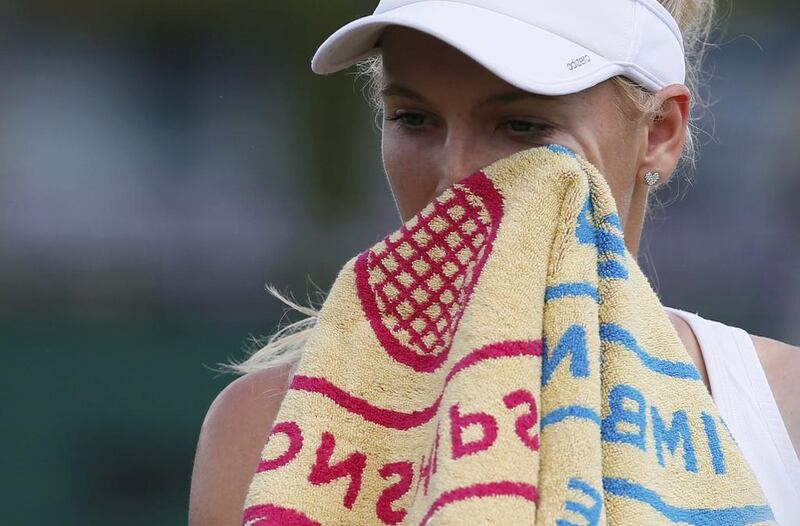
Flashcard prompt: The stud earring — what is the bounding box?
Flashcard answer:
[644,171,660,186]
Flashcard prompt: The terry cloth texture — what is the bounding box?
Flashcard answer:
[242,144,774,525]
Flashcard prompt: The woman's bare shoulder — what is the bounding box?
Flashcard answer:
[749,333,800,457]
[188,364,293,526]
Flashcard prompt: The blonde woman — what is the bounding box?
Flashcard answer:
[189,1,800,524]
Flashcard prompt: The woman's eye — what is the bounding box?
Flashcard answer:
[504,120,553,135]
[385,112,426,128]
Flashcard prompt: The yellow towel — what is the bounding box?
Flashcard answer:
[242,144,774,525]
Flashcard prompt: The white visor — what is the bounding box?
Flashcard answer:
[310,0,685,95]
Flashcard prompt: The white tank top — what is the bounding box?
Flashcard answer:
[664,306,800,525]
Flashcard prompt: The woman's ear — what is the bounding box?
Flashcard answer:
[641,83,691,182]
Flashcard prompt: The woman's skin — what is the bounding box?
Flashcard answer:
[188,25,799,526]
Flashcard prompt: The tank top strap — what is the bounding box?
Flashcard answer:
[664,306,800,524]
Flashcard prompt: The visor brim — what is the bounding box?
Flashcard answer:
[310,1,636,96]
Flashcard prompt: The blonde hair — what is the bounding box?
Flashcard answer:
[224,0,720,375]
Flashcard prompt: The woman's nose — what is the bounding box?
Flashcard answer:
[434,135,490,197]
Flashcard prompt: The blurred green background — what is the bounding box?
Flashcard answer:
[1,1,798,524]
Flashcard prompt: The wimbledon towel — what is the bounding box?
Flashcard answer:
[242,144,775,525]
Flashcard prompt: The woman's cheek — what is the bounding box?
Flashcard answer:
[383,149,438,221]
[542,133,583,156]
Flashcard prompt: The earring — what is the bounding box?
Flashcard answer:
[644,171,660,186]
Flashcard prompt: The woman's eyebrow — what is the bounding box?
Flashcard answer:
[380,83,430,103]
[484,90,556,105]
[380,82,557,105]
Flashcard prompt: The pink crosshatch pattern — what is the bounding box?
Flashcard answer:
[354,170,505,372]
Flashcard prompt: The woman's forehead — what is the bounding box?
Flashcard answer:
[379,25,593,105]
[380,25,485,71]
[381,38,616,116]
